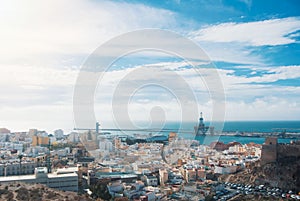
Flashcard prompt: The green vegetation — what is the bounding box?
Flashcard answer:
[90,181,112,201]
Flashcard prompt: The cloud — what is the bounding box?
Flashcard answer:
[1,60,300,131]
[223,65,300,85]
[191,17,300,46]
[1,1,299,132]
[225,96,300,120]
[196,41,263,65]
[95,62,300,122]
[0,0,177,64]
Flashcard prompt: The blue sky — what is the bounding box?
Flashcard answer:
[0,0,299,132]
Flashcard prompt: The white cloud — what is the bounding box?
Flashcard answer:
[0,0,176,63]
[1,60,300,131]
[191,17,300,46]
[0,64,78,87]
[0,1,299,132]
[222,65,300,86]
[225,96,300,120]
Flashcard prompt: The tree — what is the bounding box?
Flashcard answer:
[90,181,112,201]
[125,137,135,145]
[18,154,23,175]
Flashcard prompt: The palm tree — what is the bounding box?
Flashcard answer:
[18,154,23,175]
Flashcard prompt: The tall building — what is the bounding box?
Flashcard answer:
[159,169,168,186]
[28,129,38,137]
[32,136,49,147]
[54,129,64,140]
[99,139,113,152]
[67,132,80,143]
[114,137,121,149]
[168,132,177,142]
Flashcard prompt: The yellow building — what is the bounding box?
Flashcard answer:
[32,136,49,146]
[169,132,177,142]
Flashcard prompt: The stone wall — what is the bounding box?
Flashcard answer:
[277,143,300,160]
[261,137,300,165]
[261,144,277,165]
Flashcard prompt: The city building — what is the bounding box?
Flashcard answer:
[99,138,113,152]
[0,161,36,176]
[32,136,49,147]
[54,129,64,140]
[214,165,238,174]
[0,167,78,192]
[28,129,38,137]
[67,132,80,143]
[144,175,158,187]
[159,169,168,186]
[168,132,177,142]
[0,128,10,134]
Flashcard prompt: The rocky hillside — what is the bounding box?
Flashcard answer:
[220,158,300,192]
[0,182,93,201]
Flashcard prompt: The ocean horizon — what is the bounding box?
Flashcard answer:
[131,120,300,133]
[108,120,300,145]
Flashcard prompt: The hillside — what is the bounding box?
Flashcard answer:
[220,158,300,192]
[0,182,93,201]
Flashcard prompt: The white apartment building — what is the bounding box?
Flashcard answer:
[0,161,36,176]
[0,167,78,192]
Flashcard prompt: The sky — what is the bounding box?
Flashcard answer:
[0,0,300,133]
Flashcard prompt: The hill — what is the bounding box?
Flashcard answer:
[220,158,300,192]
[0,182,93,201]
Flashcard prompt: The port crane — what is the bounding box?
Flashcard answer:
[271,128,300,138]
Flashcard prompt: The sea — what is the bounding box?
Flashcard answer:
[110,121,300,145]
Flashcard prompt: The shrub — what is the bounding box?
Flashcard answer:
[16,187,29,201]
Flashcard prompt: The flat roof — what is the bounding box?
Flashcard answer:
[55,167,78,174]
[0,172,78,182]
[48,172,78,178]
[0,175,35,182]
